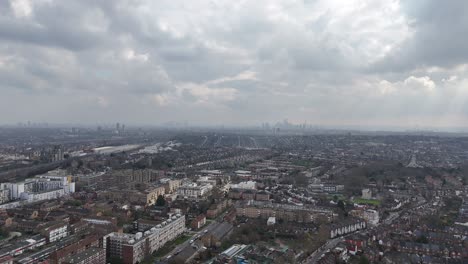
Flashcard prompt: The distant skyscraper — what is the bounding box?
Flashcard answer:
[116,122,120,132]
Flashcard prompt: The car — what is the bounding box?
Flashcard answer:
[203,230,208,233]
[190,239,194,243]
[166,255,172,259]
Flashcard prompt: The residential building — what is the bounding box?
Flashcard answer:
[0,256,13,264]
[105,214,186,264]
[62,247,106,264]
[206,199,232,219]
[236,200,333,223]
[329,219,367,238]
[162,179,181,194]
[49,235,101,264]
[267,217,276,226]
[41,221,69,243]
[0,188,10,204]
[0,173,75,208]
[191,214,206,230]
[362,189,372,199]
[177,183,212,199]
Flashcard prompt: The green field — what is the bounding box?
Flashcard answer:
[173,234,191,245]
[352,198,381,205]
[153,234,191,258]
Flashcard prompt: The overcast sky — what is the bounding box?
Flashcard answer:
[1,0,468,129]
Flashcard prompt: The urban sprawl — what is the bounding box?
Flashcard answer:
[0,125,467,264]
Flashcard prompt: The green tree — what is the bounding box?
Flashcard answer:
[156,195,166,206]
[108,257,124,264]
[337,200,345,211]
[359,256,370,264]
[416,235,429,244]
[0,227,8,238]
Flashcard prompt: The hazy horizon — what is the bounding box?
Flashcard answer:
[5,121,468,134]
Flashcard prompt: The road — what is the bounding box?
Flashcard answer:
[214,136,222,147]
[162,209,231,261]
[162,220,219,260]
[199,136,208,147]
[303,237,345,264]
[249,137,259,148]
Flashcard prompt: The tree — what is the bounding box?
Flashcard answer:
[316,225,329,243]
[156,195,166,206]
[108,257,124,264]
[337,200,345,211]
[0,227,8,238]
[359,256,370,264]
[416,235,429,244]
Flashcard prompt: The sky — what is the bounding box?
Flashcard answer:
[1,0,468,129]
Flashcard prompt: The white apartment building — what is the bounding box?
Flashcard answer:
[1,182,25,200]
[0,172,75,208]
[177,183,212,199]
[105,214,186,264]
[362,209,379,226]
[41,222,69,243]
[0,188,10,204]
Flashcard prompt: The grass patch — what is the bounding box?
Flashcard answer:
[328,194,345,200]
[352,198,381,205]
[152,234,191,258]
[173,234,191,245]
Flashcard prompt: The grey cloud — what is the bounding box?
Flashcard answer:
[374,0,468,72]
[1,0,468,128]
[0,4,105,51]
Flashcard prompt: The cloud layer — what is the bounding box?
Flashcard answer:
[1,0,468,129]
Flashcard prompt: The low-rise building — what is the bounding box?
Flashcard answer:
[362,189,372,199]
[0,188,10,204]
[49,234,101,264]
[0,235,46,259]
[329,219,366,238]
[177,183,212,199]
[0,256,13,264]
[236,200,333,223]
[40,221,69,243]
[350,209,379,226]
[206,199,232,219]
[98,187,165,206]
[145,186,166,205]
[191,214,206,230]
[62,247,106,264]
[162,179,181,194]
[267,217,276,226]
